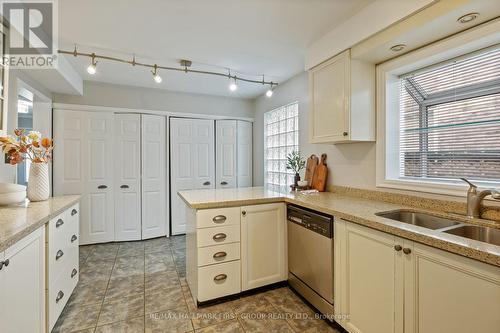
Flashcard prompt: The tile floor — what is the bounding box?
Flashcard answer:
[53,235,343,333]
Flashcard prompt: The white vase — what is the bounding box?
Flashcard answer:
[27,163,50,201]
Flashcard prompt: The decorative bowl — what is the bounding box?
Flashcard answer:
[297,180,308,187]
[0,183,27,205]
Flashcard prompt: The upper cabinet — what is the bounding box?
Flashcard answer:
[309,49,375,144]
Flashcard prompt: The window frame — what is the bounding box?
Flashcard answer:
[376,20,500,197]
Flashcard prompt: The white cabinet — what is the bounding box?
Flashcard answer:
[237,120,252,187]
[114,114,142,241]
[54,110,115,245]
[141,115,167,239]
[335,220,500,333]
[241,203,286,291]
[309,49,375,143]
[0,227,45,333]
[216,120,237,188]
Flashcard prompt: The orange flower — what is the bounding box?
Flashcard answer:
[32,141,40,148]
[41,137,52,148]
[14,128,24,136]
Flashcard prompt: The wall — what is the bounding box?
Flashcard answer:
[253,71,377,189]
[54,81,254,118]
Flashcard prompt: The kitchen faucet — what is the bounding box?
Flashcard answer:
[460,178,500,218]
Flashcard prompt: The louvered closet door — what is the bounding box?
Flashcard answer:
[170,118,215,235]
[216,120,237,188]
[54,110,115,245]
[114,114,142,241]
[237,120,253,187]
[141,115,167,239]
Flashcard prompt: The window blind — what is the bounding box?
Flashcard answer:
[399,46,500,183]
[264,102,299,191]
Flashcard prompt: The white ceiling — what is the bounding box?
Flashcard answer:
[58,0,374,99]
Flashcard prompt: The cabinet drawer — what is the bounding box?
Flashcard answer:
[197,242,240,267]
[197,207,241,228]
[48,210,70,250]
[197,224,240,248]
[48,260,78,331]
[197,260,241,302]
[48,241,78,284]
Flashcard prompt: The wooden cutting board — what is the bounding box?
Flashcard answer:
[312,154,328,192]
[304,154,318,186]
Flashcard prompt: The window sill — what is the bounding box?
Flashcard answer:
[377,178,500,199]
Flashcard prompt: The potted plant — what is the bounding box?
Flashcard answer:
[286,150,305,187]
[0,129,53,201]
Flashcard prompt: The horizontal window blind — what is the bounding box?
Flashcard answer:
[264,102,299,191]
[399,46,500,183]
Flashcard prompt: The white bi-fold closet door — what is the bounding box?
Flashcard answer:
[54,110,167,245]
[170,118,215,235]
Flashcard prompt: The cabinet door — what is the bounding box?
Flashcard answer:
[142,115,167,239]
[309,49,350,143]
[114,114,142,241]
[237,120,252,187]
[216,120,237,188]
[241,203,286,291]
[404,241,500,333]
[338,221,403,333]
[0,227,45,333]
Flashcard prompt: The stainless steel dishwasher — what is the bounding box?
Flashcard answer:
[287,204,334,318]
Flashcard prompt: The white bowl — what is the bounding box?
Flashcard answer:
[0,191,27,205]
[0,183,26,194]
[297,180,308,187]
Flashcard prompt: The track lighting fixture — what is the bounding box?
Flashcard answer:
[87,53,97,75]
[266,82,274,97]
[152,64,162,83]
[229,72,238,91]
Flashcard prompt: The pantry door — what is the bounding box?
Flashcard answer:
[170,118,215,235]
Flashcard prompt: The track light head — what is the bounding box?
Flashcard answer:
[87,54,97,75]
[266,83,274,98]
[229,77,238,92]
[152,64,162,83]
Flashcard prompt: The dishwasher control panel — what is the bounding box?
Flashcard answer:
[287,205,333,238]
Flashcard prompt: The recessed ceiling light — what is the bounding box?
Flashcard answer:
[390,44,406,52]
[457,12,479,24]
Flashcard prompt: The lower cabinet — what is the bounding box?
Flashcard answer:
[241,203,287,291]
[0,227,45,333]
[335,219,500,333]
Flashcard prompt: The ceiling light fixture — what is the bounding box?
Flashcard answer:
[390,44,406,52]
[266,83,274,98]
[457,12,479,24]
[87,53,97,75]
[60,47,278,91]
[152,64,162,83]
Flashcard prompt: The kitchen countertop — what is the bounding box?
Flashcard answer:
[0,195,81,252]
[178,187,500,267]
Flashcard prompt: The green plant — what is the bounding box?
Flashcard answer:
[286,151,305,174]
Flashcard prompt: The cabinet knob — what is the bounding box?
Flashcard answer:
[71,209,78,216]
[71,268,78,278]
[394,245,402,251]
[55,290,65,303]
[203,181,211,186]
[213,274,227,282]
[98,185,108,189]
[403,248,412,255]
[343,131,348,136]
[220,181,228,185]
[71,234,78,243]
[212,233,227,241]
[213,251,227,259]
[56,219,64,228]
[242,211,247,217]
[56,250,64,260]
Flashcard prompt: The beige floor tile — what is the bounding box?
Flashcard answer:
[52,302,101,333]
[106,276,144,299]
[98,293,145,326]
[79,259,114,284]
[195,319,244,333]
[190,303,236,329]
[145,284,186,314]
[145,308,193,333]
[67,280,108,307]
[95,316,144,333]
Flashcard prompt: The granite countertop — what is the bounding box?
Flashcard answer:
[0,195,81,252]
[178,187,500,267]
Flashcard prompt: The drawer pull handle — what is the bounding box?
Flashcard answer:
[213,274,227,282]
[56,219,64,228]
[71,268,78,278]
[56,291,64,303]
[71,209,78,216]
[56,250,64,260]
[120,184,129,189]
[212,233,227,241]
[98,185,107,189]
[213,251,227,259]
[203,181,211,186]
[212,215,227,223]
[0,259,8,270]
[220,181,228,185]
[71,234,78,243]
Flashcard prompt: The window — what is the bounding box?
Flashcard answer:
[264,102,299,191]
[399,46,500,184]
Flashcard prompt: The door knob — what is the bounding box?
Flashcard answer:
[394,245,402,251]
[242,211,247,217]
[203,181,211,186]
[343,131,348,136]
[403,248,412,255]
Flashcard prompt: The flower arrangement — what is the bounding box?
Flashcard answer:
[0,129,53,165]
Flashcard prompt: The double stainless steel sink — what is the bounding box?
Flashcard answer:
[376,210,500,246]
